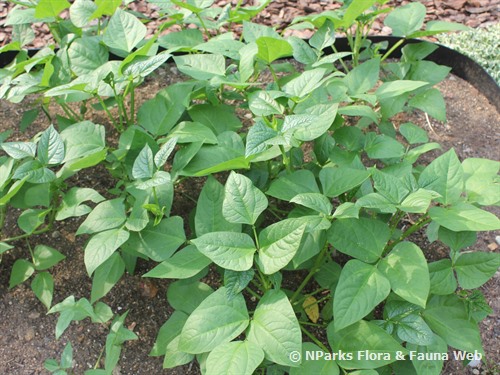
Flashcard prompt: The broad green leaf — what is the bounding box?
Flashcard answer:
[206,341,264,375]
[37,125,65,165]
[328,320,406,369]
[328,218,390,263]
[9,259,35,288]
[167,281,213,314]
[429,203,500,231]
[398,189,437,213]
[248,290,301,367]
[31,272,54,309]
[384,2,426,37]
[56,187,105,220]
[60,121,105,162]
[224,269,255,301]
[154,137,177,169]
[132,145,154,179]
[143,245,211,279]
[333,260,391,331]
[365,134,405,159]
[242,21,280,43]
[376,80,428,100]
[257,220,306,274]
[337,105,380,125]
[35,0,70,18]
[256,37,293,63]
[408,334,447,375]
[422,294,483,354]
[159,28,204,49]
[332,202,360,219]
[123,217,186,262]
[339,0,377,27]
[393,313,434,346]
[179,287,249,354]
[68,38,108,76]
[174,54,226,80]
[409,88,446,122]
[454,252,500,289]
[192,232,256,271]
[438,226,476,251]
[287,36,317,65]
[169,122,218,145]
[239,42,258,82]
[91,0,121,18]
[91,253,125,303]
[418,149,464,205]
[267,170,320,201]
[289,342,340,375]
[76,198,126,235]
[223,171,268,225]
[248,90,285,117]
[291,193,332,215]
[293,103,338,141]
[378,242,430,307]
[150,311,188,356]
[13,161,55,183]
[103,9,147,53]
[33,245,65,270]
[245,120,279,158]
[0,242,14,255]
[428,259,457,295]
[163,335,194,369]
[122,51,172,78]
[462,158,500,206]
[18,208,49,234]
[70,0,97,27]
[309,20,336,51]
[399,122,428,144]
[188,103,242,135]
[356,193,397,214]
[283,68,327,98]
[1,142,36,159]
[320,166,370,198]
[195,176,241,236]
[84,228,129,276]
[344,58,380,95]
[371,169,410,204]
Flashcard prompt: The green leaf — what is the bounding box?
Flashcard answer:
[328,320,406,369]
[365,134,405,159]
[422,294,483,354]
[31,272,54,309]
[428,259,457,295]
[13,161,55,184]
[394,313,434,346]
[188,103,242,135]
[143,245,211,279]
[33,245,65,271]
[91,253,125,303]
[224,269,255,301]
[328,218,390,263]
[70,0,98,27]
[60,121,105,163]
[309,20,336,51]
[84,228,129,276]
[320,166,370,198]
[37,125,65,165]
[462,158,500,206]
[400,122,428,144]
[195,176,241,236]
[291,193,332,215]
[179,287,249,354]
[398,189,437,213]
[333,260,391,331]
[35,0,70,18]
[248,90,285,117]
[371,169,410,204]
[68,37,109,76]
[132,145,154,179]
[122,51,172,78]
[408,334,447,375]
[418,149,464,205]
[167,281,213,314]
[384,2,426,37]
[429,203,500,231]
[288,36,317,65]
[56,187,104,220]
[257,220,306,274]
[154,137,177,169]
[206,341,264,375]
[18,208,49,234]
[256,37,293,63]
[222,171,268,225]
[408,88,446,122]
[283,68,327,98]
[150,311,188,357]
[454,252,500,289]
[9,259,35,288]
[289,342,340,375]
[247,290,301,367]
[376,80,428,100]
[438,226,476,251]
[123,217,186,262]
[91,0,121,18]
[163,335,194,369]
[103,9,147,53]
[169,121,218,145]
[174,54,226,80]
[76,198,126,235]
[267,170,320,201]
[378,242,430,307]
[1,142,36,159]
[192,232,256,271]
[344,58,380,95]
[159,28,203,50]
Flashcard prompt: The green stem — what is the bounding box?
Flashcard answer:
[245,286,261,300]
[0,205,7,235]
[1,225,51,243]
[97,95,120,131]
[290,244,329,304]
[299,320,327,328]
[129,84,135,125]
[252,225,260,249]
[381,38,405,62]
[279,145,292,174]
[300,325,329,352]
[385,216,432,254]
[59,103,77,122]
[268,64,281,89]
[196,13,210,36]
[331,44,350,73]
[256,268,270,291]
[250,279,266,294]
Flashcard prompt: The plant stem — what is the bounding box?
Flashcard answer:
[279,145,292,174]
[245,286,261,300]
[331,44,350,73]
[300,325,329,352]
[252,225,260,249]
[385,215,432,253]
[299,320,327,328]
[268,64,281,89]
[97,95,121,131]
[58,103,77,122]
[381,38,405,62]
[129,84,135,124]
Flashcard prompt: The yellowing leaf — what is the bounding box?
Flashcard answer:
[303,296,320,323]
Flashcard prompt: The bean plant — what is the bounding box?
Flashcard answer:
[1,1,499,374]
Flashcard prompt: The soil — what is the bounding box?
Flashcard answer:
[0,2,499,375]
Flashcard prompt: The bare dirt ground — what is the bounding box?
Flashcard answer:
[0,1,499,374]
